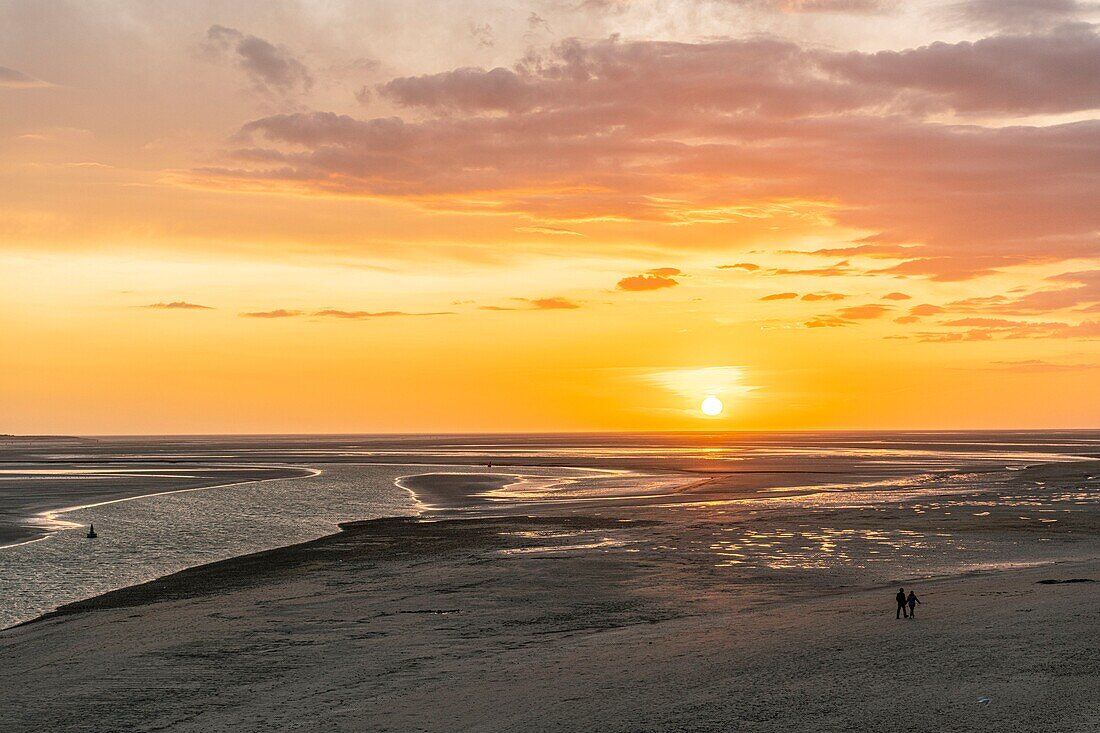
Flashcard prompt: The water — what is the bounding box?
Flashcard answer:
[1,431,1098,628]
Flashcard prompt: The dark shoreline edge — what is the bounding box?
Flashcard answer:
[9,514,659,632]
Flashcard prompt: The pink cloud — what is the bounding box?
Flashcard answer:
[201,29,1100,283]
[144,301,213,310]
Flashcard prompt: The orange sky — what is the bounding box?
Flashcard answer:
[1,0,1098,434]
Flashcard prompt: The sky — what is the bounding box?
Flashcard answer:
[1,0,1099,434]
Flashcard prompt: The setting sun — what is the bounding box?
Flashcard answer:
[701,395,724,416]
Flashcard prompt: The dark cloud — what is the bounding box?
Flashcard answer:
[940,0,1095,31]
[143,301,213,310]
[822,24,1100,115]
[205,25,312,96]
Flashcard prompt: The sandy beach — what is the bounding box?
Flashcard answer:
[1,516,1096,732]
[2,447,1098,732]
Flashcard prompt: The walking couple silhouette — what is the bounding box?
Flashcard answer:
[895,588,920,618]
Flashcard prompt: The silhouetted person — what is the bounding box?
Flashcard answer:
[907,590,920,619]
[896,588,907,618]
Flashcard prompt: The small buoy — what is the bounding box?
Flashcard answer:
[86,523,98,539]
[977,697,991,706]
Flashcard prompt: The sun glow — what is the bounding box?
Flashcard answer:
[701,395,724,416]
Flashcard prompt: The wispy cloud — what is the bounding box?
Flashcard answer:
[240,308,453,320]
[643,366,756,400]
[203,26,312,98]
[0,66,53,89]
[983,359,1098,372]
[514,225,583,236]
[240,309,302,318]
[143,301,213,310]
[480,296,582,311]
[806,315,851,328]
[313,309,454,319]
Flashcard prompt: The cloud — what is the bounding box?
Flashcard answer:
[984,359,1098,372]
[143,301,213,310]
[940,0,1095,31]
[617,268,682,291]
[240,308,451,319]
[761,292,799,300]
[753,0,894,11]
[767,261,856,277]
[822,25,1100,115]
[801,292,847,301]
[912,318,1100,341]
[527,296,581,309]
[910,304,946,316]
[240,309,302,318]
[806,315,851,327]
[202,29,1100,280]
[881,292,911,300]
[958,270,1100,314]
[313,309,453,319]
[514,225,582,236]
[894,315,920,324]
[643,366,755,400]
[380,66,532,112]
[0,66,52,89]
[483,296,582,310]
[836,304,890,319]
[647,267,682,277]
[587,0,892,12]
[718,263,760,271]
[205,26,312,97]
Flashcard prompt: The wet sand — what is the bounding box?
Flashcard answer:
[0,465,312,547]
[1,512,1097,732]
